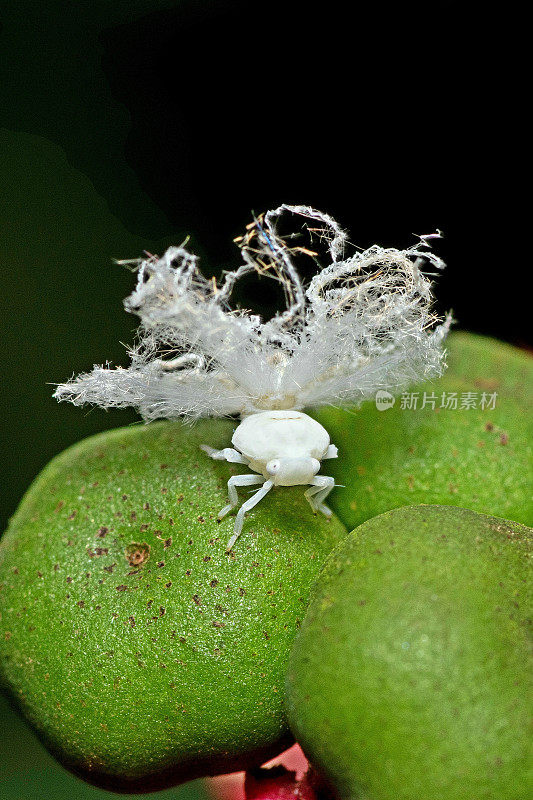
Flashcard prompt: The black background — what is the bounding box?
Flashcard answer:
[0,0,524,532]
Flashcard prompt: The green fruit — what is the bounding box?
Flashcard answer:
[0,420,346,792]
[286,505,532,800]
[311,332,533,529]
[0,695,210,800]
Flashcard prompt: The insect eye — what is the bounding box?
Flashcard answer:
[266,460,281,475]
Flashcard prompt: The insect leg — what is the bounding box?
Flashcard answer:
[304,476,335,517]
[227,479,274,552]
[323,444,338,460]
[200,445,249,464]
[218,474,265,521]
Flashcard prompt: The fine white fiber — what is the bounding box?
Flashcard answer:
[54,204,451,420]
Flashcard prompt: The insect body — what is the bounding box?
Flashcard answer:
[201,410,338,551]
[54,205,450,551]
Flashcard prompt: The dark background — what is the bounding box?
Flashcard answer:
[0,0,520,533]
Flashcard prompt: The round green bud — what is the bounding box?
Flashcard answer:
[0,419,345,791]
[286,505,532,800]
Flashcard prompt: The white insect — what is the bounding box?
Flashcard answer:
[54,204,450,549]
[201,410,338,551]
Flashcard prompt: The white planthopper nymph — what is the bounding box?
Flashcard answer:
[54,204,451,550]
[201,410,338,551]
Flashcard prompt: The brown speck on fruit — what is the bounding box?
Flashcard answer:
[103,563,116,573]
[160,463,169,469]
[97,527,108,538]
[407,475,415,490]
[4,631,12,640]
[77,601,85,608]
[121,494,128,501]
[54,501,65,513]
[125,543,150,567]
[203,555,211,562]
[449,483,458,494]
[210,579,219,588]
[192,594,201,605]
[485,421,494,431]
[499,432,509,445]
[95,547,108,557]
[159,607,166,616]
[157,561,165,568]
[67,511,77,520]
[130,511,137,521]
[116,585,128,592]
[163,538,172,549]
[66,576,72,583]
[165,581,172,588]
[143,502,150,510]
[239,587,246,596]
[177,495,184,503]
[213,621,225,628]
[475,377,500,391]
[185,570,191,576]
[139,524,149,533]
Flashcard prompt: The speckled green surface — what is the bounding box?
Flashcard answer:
[0,419,346,791]
[286,506,533,800]
[311,332,533,529]
[0,694,209,800]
